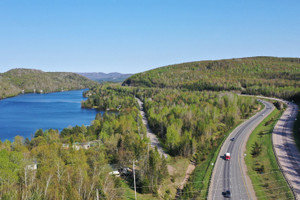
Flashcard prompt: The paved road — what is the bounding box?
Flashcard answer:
[208,100,274,200]
[271,101,300,199]
[135,97,168,158]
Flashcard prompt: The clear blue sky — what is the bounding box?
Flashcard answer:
[0,0,299,74]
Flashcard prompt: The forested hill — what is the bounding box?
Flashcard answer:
[123,57,300,100]
[0,68,97,99]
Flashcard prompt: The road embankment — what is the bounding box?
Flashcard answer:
[245,107,294,200]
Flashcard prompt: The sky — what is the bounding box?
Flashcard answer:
[0,0,299,74]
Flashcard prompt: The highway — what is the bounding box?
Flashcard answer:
[208,100,274,200]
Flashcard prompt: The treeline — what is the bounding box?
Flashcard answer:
[134,88,259,158]
[80,85,260,199]
[81,84,137,110]
[0,87,169,199]
[0,68,97,99]
[82,86,259,169]
[82,85,259,158]
[123,57,300,101]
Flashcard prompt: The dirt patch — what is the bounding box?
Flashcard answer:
[178,163,196,190]
[167,165,175,175]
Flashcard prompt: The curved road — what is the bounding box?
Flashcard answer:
[245,95,300,199]
[208,100,274,200]
[270,100,300,199]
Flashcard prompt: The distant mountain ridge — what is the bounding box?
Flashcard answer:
[0,68,97,99]
[77,72,132,83]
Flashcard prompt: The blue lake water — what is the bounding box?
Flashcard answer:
[0,89,100,141]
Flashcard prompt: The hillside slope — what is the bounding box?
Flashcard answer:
[123,57,300,100]
[0,68,97,99]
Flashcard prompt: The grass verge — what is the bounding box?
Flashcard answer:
[245,108,294,200]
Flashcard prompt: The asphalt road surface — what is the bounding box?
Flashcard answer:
[272,101,300,199]
[208,100,274,200]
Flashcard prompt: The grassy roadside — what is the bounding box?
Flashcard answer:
[245,107,294,200]
[293,103,300,152]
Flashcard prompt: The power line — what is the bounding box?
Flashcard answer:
[108,169,286,191]
[178,179,291,195]
[99,185,293,200]
[100,171,292,199]
[179,184,291,197]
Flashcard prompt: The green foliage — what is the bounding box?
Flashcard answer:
[123,57,300,101]
[0,68,97,99]
[3,57,292,199]
[80,85,259,199]
[245,108,293,199]
[166,124,181,153]
[0,84,171,198]
[81,84,137,110]
[0,149,23,197]
[273,101,284,110]
[254,164,265,173]
[139,88,258,157]
[251,142,262,157]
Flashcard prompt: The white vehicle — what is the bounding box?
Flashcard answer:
[109,170,120,177]
[225,153,231,160]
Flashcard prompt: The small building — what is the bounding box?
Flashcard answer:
[62,140,102,151]
[72,144,81,150]
[25,163,37,171]
[62,144,69,149]
[81,143,90,150]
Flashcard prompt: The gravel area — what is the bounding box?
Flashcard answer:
[135,97,168,158]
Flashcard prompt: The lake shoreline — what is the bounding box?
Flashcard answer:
[0,87,90,101]
[0,89,100,141]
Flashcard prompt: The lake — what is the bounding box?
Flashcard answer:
[0,89,100,141]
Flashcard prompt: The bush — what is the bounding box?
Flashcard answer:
[251,142,262,157]
[255,164,265,174]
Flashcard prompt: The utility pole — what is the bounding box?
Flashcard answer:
[147,143,150,161]
[133,160,137,200]
[137,114,142,139]
[147,143,150,172]
[96,189,99,200]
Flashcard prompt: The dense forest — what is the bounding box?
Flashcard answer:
[81,84,260,199]
[0,99,168,199]
[0,83,260,199]
[0,68,97,99]
[123,57,300,101]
